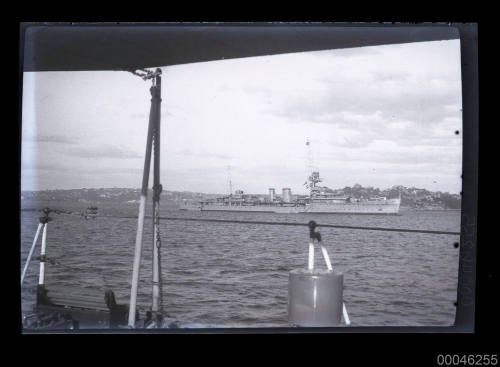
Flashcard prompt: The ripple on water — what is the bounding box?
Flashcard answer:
[21,208,460,327]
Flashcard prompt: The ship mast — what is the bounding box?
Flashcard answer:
[227,165,232,206]
[306,138,314,176]
[227,165,233,196]
[306,139,321,193]
[128,68,164,327]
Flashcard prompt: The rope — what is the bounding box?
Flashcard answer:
[157,233,164,312]
[157,217,461,236]
[21,208,93,219]
[48,213,459,235]
[155,211,164,312]
[154,204,164,311]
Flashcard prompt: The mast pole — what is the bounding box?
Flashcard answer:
[228,166,232,196]
[228,165,232,206]
[306,139,315,192]
[128,71,158,327]
[306,138,313,175]
[151,70,163,314]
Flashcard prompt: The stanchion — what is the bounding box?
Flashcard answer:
[37,209,53,287]
[21,208,80,287]
[21,223,43,286]
[38,223,48,286]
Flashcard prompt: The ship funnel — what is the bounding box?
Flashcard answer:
[269,188,275,201]
[282,188,292,203]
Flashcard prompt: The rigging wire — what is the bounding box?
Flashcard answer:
[23,208,459,236]
[22,208,459,281]
[89,214,460,236]
[22,208,459,285]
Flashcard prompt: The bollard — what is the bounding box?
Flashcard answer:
[288,268,344,326]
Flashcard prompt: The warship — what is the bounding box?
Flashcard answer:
[181,170,401,215]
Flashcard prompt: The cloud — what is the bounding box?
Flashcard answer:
[272,74,461,127]
[264,69,462,153]
[175,149,194,156]
[22,160,66,171]
[21,41,462,193]
[66,144,142,159]
[264,44,462,142]
[324,146,461,167]
[208,153,235,160]
[371,70,410,83]
[31,134,80,144]
[131,113,147,119]
[79,166,144,175]
[174,149,236,160]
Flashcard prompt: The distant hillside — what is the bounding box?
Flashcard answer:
[20,188,219,213]
[21,188,216,203]
[329,184,461,210]
[21,185,461,210]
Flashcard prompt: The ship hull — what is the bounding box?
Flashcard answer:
[303,199,401,214]
[198,205,301,214]
[182,199,401,214]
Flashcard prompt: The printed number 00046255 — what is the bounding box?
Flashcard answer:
[437,355,498,366]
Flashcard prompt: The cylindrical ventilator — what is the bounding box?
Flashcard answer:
[288,269,343,326]
[288,220,347,326]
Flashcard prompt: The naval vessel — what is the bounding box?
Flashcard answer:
[181,170,401,214]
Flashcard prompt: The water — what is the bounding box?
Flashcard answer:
[20,205,460,328]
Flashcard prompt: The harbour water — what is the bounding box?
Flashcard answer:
[20,204,460,327]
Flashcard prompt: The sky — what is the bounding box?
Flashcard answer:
[21,39,463,194]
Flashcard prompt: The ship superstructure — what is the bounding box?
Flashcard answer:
[181,140,400,214]
[182,187,307,213]
[300,170,401,214]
